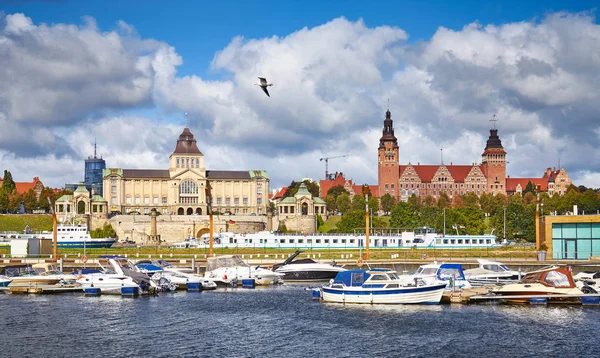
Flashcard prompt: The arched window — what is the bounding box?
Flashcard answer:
[180,179,198,195]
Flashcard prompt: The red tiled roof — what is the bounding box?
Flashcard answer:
[506,178,548,192]
[446,165,477,182]
[319,172,349,198]
[14,177,43,194]
[271,187,288,200]
[401,165,438,182]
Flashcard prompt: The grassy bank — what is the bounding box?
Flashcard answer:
[0,214,53,232]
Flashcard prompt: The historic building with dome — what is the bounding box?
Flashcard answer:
[377,110,572,202]
[102,127,270,216]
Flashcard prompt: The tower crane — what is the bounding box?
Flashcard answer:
[319,155,348,180]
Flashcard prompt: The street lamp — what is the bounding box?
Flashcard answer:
[541,203,544,216]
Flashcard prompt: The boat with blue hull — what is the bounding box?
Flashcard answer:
[320,269,446,304]
[23,223,116,248]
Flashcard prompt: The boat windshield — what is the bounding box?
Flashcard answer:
[388,272,399,280]
[438,267,463,280]
[207,256,249,271]
[416,267,438,275]
[543,270,572,288]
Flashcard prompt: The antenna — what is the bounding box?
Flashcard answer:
[440,146,443,165]
[94,137,97,159]
[185,112,189,128]
[490,114,498,129]
[387,98,389,110]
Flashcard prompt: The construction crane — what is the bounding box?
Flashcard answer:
[320,155,348,180]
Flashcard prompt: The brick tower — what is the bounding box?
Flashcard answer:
[481,128,507,195]
[378,109,400,200]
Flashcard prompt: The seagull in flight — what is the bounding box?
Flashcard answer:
[255,77,273,97]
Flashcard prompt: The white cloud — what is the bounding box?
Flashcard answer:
[1,12,600,191]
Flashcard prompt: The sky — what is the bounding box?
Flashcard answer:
[1,0,600,192]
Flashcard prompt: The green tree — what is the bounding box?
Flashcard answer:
[90,223,118,239]
[325,194,336,213]
[284,180,320,198]
[1,170,16,194]
[380,193,395,215]
[389,202,418,228]
[351,194,365,211]
[361,184,372,197]
[37,189,51,212]
[522,181,537,196]
[407,194,420,209]
[437,192,451,208]
[8,191,21,212]
[418,206,441,228]
[367,196,379,213]
[0,189,8,213]
[316,214,324,230]
[455,206,486,235]
[423,195,435,207]
[335,209,366,233]
[22,189,38,213]
[326,185,349,200]
[580,189,600,213]
[279,222,288,233]
[523,192,536,205]
[336,193,351,214]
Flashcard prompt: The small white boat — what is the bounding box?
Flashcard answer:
[573,271,600,294]
[399,263,472,290]
[321,269,446,304]
[204,255,283,287]
[77,257,156,295]
[464,259,522,285]
[272,250,347,281]
[135,259,217,290]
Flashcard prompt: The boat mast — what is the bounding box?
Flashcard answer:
[47,197,58,262]
[365,193,370,261]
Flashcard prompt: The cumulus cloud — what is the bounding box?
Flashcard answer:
[1,12,600,191]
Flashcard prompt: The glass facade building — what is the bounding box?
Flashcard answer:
[85,157,106,195]
[551,222,600,260]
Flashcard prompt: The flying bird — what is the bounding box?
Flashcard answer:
[255,77,273,97]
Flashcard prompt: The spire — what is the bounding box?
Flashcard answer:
[379,109,398,149]
[173,126,203,155]
[94,138,97,159]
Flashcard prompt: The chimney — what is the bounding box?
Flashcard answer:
[573,204,578,216]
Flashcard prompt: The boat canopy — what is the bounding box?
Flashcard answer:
[333,270,371,287]
[206,255,249,271]
[437,264,467,281]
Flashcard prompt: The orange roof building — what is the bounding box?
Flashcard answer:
[0,176,45,199]
[319,172,379,198]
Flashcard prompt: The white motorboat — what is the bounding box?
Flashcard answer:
[492,266,582,304]
[320,268,446,304]
[272,250,346,281]
[0,264,34,288]
[135,259,217,290]
[571,271,600,294]
[77,257,157,295]
[8,262,77,288]
[399,263,472,290]
[204,255,284,287]
[464,259,522,285]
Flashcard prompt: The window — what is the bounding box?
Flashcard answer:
[180,179,198,195]
[126,197,131,204]
[234,198,239,205]
[135,197,140,204]
[257,187,263,194]
[111,197,117,204]
[144,208,149,214]
[153,197,159,204]
[111,179,117,184]
[144,197,149,204]
[176,158,180,168]
[186,158,189,168]
[257,198,262,205]
[225,197,231,205]
[216,197,222,205]
[111,186,117,194]
[243,198,248,205]
[162,197,167,204]
[196,158,199,168]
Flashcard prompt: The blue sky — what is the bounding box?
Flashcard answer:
[1,1,600,190]
[4,0,598,79]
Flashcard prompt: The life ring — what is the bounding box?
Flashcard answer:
[356,259,364,267]
[223,274,228,280]
[81,255,88,263]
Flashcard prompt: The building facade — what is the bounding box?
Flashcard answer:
[85,143,106,195]
[102,127,270,216]
[377,110,572,202]
[0,176,45,199]
[540,212,600,260]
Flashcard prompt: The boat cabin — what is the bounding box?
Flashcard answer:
[519,267,576,288]
[331,269,402,288]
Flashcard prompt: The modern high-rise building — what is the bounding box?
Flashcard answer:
[84,142,106,195]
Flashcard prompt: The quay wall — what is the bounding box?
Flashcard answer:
[108,214,269,244]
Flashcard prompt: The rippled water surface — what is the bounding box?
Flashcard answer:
[1,284,599,358]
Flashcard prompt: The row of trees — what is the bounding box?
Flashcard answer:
[0,170,71,214]
[324,183,600,242]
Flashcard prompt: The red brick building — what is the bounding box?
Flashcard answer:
[319,172,378,199]
[0,176,45,199]
[376,109,571,202]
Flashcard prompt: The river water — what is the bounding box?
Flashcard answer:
[1,284,598,358]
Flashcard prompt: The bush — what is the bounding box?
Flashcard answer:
[279,222,288,233]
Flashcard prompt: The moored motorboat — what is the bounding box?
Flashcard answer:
[272,250,346,281]
[204,255,284,287]
[399,263,472,290]
[464,259,522,285]
[320,268,446,304]
[492,266,582,304]
[135,259,217,290]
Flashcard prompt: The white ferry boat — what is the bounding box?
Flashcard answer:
[176,227,498,250]
[37,223,116,249]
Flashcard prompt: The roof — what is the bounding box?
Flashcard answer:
[206,171,251,180]
[123,169,170,178]
[56,195,73,202]
[401,165,438,182]
[296,183,311,196]
[92,195,107,202]
[172,127,203,155]
[13,177,43,194]
[271,187,288,200]
[506,177,548,192]
[279,197,296,204]
[74,182,89,193]
[313,197,326,204]
[249,170,269,179]
[483,129,505,152]
[400,164,481,183]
